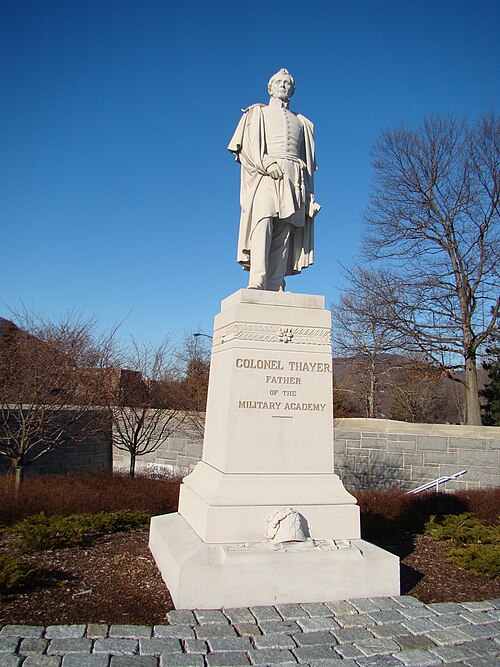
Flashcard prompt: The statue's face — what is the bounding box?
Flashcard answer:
[269,74,294,101]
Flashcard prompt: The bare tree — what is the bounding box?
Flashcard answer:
[0,311,114,489]
[172,333,211,439]
[331,266,407,418]
[388,365,445,423]
[363,113,499,424]
[107,337,184,478]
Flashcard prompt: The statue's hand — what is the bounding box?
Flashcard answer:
[267,163,283,180]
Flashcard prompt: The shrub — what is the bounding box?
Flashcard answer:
[0,473,181,526]
[446,544,500,578]
[425,512,500,578]
[425,513,498,546]
[352,488,499,537]
[13,509,149,551]
[0,554,36,599]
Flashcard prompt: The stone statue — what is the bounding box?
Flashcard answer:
[228,69,321,291]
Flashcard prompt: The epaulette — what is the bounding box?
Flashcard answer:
[241,103,265,113]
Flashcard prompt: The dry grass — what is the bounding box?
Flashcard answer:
[0,473,181,527]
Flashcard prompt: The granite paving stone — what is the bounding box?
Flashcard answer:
[486,599,500,607]
[22,658,62,667]
[463,658,500,667]
[206,638,252,653]
[153,626,195,639]
[354,656,405,667]
[458,624,497,640]
[93,639,138,655]
[333,614,376,628]
[165,611,196,626]
[193,625,237,640]
[275,604,307,620]
[0,638,21,653]
[249,607,282,623]
[222,609,255,625]
[332,643,365,659]
[323,601,358,615]
[427,603,466,615]
[194,610,229,625]
[396,649,442,666]
[368,597,403,611]
[354,638,401,656]
[231,624,261,638]
[109,627,152,639]
[0,626,44,638]
[348,599,382,613]
[424,628,473,645]
[292,644,339,662]
[61,656,110,667]
[160,655,205,667]
[429,644,477,662]
[205,651,250,665]
[461,602,495,612]
[247,648,296,664]
[393,597,425,608]
[367,610,407,625]
[86,625,108,639]
[330,627,374,643]
[252,634,296,650]
[292,630,337,646]
[138,638,182,655]
[401,618,442,635]
[370,624,408,639]
[0,597,497,665]
[18,637,49,655]
[458,611,497,625]
[47,639,92,655]
[400,608,439,620]
[299,602,332,618]
[257,621,301,636]
[394,635,437,652]
[183,639,207,654]
[431,614,468,629]
[45,628,86,640]
[467,638,500,656]
[110,658,157,667]
[488,620,500,634]
[0,655,22,667]
[295,617,339,633]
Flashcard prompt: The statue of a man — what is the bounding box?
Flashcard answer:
[228,69,320,291]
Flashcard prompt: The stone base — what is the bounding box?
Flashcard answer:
[178,461,361,544]
[149,512,400,610]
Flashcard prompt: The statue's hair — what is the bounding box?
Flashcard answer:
[268,68,295,96]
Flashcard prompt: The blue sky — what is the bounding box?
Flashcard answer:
[2,0,499,345]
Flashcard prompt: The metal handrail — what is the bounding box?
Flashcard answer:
[406,469,467,494]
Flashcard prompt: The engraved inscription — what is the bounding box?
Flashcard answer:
[235,353,331,415]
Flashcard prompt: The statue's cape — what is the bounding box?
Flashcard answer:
[228,104,319,274]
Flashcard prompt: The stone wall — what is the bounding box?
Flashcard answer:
[112,420,203,477]
[0,409,113,477]
[111,414,499,491]
[334,418,500,491]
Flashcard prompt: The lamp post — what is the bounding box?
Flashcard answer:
[193,332,213,341]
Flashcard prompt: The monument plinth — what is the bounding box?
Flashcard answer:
[149,290,399,608]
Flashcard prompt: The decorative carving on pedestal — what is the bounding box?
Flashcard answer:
[213,323,331,348]
[266,507,309,543]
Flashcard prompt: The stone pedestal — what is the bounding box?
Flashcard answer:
[150,290,399,608]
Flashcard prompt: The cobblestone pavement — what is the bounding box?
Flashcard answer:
[1,597,499,666]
